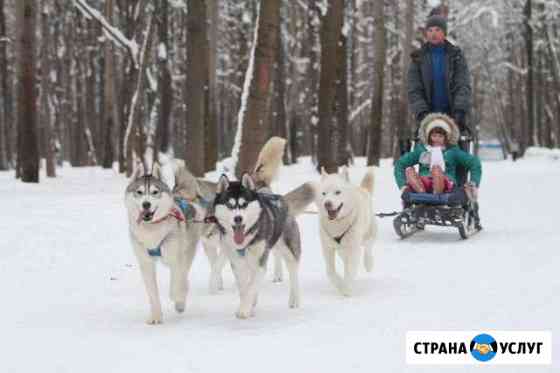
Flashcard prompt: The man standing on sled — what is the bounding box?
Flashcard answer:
[403,14,472,169]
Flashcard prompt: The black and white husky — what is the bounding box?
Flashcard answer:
[210,151,314,319]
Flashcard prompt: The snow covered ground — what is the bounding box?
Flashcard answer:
[1,155,558,372]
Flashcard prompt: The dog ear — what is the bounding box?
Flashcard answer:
[340,166,350,182]
[131,161,145,180]
[241,173,256,191]
[320,166,328,180]
[217,174,230,194]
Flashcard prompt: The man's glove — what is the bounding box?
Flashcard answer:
[417,111,429,124]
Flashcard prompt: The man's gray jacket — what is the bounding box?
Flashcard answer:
[408,40,472,120]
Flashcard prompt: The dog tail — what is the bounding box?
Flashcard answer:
[284,182,316,217]
[252,136,287,188]
[174,165,200,201]
[360,167,375,194]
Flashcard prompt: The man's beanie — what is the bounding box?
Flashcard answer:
[426,15,447,34]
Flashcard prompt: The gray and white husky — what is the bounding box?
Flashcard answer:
[209,146,314,319]
[315,167,378,296]
[124,163,218,324]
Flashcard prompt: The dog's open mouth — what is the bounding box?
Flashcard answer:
[232,224,246,245]
[326,203,343,220]
[141,209,157,222]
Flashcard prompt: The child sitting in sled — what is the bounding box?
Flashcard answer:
[394,113,482,197]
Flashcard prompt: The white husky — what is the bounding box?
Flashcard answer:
[315,167,377,296]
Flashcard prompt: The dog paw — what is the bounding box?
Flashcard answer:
[288,295,300,308]
[235,309,252,319]
[364,257,374,272]
[175,302,186,313]
[146,316,163,325]
[339,285,353,297]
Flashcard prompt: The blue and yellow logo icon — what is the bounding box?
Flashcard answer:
[470,333,498,362]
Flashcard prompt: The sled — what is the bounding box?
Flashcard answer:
[393,191,481,239]
[393,134,482,240]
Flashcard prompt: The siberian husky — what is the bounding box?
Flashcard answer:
[207,137,291,291]
[315,167,377,296]
[124,163,218,324]
[208,140,314,319]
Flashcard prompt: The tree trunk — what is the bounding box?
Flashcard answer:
[155,0,172,156]
[102,0,118,168]
[186,0,208,176]
[545,23,560,147]
[118,3,136,174]
[74,50,87,166]
[536,51,544,146]
[205,0,218,172]
[317,0,344,173]
[0,0,11,170]
[306,2,320,160]
[235,0,280,176]
[336,31,349,167]
[367,0,386,166]
[524,0,535,147]
[124,13,156,175]
[0,68,4,169]
[395,0,414,159]
[17,0,39,182]
[85,23,98,166]
[41,1,55,177]
[272,20,288,163]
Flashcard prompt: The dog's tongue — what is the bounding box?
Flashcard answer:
[233,226,245,245]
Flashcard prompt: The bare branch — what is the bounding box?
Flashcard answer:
[73,0,139,67]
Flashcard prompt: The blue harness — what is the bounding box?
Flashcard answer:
[147,247,162,257]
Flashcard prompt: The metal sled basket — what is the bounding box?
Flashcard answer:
[393,185,481,239]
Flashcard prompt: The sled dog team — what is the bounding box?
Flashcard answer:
[125,137,377,324]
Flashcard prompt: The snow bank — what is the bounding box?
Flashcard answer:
[524,146,560,161]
